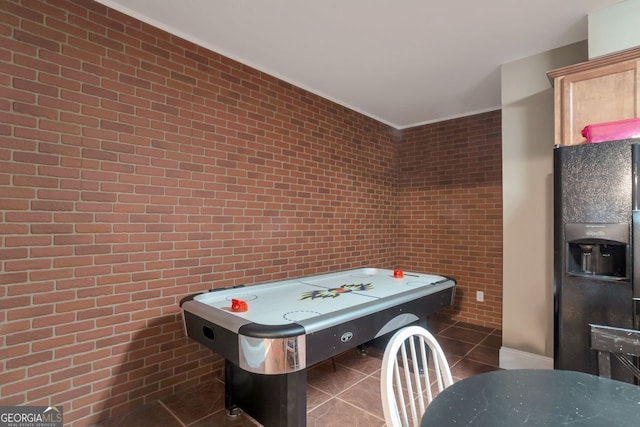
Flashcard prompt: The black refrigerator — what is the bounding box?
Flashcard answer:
[554,138,640,383]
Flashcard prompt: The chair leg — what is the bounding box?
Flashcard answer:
[597,352,612,378]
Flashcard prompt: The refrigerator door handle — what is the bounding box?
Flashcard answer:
[634,298,640,330]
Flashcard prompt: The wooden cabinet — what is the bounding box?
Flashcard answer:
[547,47,640,146]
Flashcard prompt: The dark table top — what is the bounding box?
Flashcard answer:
[420,369,640,426]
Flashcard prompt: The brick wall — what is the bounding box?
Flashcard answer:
[0,1,502,425]
[398,112,503,328]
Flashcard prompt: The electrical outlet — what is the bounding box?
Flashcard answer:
[476,291,484,302]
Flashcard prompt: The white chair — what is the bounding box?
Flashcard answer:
[380,325,453,427]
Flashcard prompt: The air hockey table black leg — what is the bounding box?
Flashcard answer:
[225,359,307,427]
[357,343,367,355]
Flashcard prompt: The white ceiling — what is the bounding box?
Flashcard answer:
[96,0,621,129]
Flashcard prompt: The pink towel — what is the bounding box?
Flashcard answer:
[581,118,640,143]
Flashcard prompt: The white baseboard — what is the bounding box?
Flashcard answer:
[499,346,554,370]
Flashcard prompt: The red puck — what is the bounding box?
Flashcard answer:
[231,299,248,312]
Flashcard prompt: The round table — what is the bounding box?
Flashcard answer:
[420,369,640,426]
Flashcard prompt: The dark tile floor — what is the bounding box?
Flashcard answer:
[94,316,501,427]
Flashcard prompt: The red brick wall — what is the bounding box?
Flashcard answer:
[398,112,503,328]
[0,1,502,425]
[0,1,398,425]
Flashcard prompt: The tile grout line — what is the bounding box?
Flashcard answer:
[307,352,386,422]
[331,395,386,423]
[305,383,334,413]
[157,400,188,427]
[437,327,498,375]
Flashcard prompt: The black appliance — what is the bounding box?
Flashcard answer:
[554,138,640,383]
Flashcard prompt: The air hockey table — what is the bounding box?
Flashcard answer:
[180,267,455,427]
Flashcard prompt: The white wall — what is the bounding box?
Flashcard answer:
[589,0,640,59]
[500,41,588,368]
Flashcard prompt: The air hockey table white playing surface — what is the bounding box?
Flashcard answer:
[187,267,453,334]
